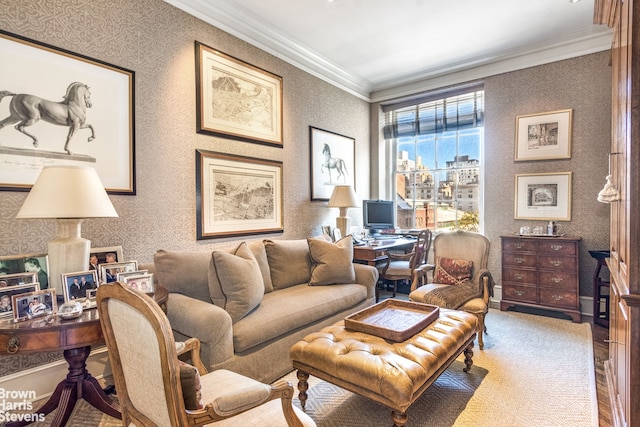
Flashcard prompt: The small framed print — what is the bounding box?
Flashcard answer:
[0,283,40,319]
[0,272,38,288]
[61,270,99,302]
[123,273,155,295]
[116,269,148,282]
[12,289,56,321]
[515,109,572,161]
[99,261,138,284]
[309,126,356,201]
[515,172,572,220]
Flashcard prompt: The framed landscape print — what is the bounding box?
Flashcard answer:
[196,149,283,239]
[309,126,356,201]
[0,30,136,194]
[515,172,572,220]
[196,41,283,147]
[515,109,572,161]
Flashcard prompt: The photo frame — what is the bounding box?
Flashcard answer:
[0,272,38,288]
[89,246,124,271]
[195,41,283,147]
[0,283,40,319]
[99,261,139,284]
[196,150,283,239]
[0,253,50,290]
[515,172,572,220]
[0,30,136,194]
[61,270,98,303]
[309,126,356,201]
[123,273,155,295]
[515,109,572,161]
[117,269,148,282]
[12,288,56,321]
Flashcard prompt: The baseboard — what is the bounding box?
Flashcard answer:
[0,347,112,401]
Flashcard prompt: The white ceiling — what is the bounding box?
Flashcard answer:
[165,0,613,102]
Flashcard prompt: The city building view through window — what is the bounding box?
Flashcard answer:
[384,90,484,232]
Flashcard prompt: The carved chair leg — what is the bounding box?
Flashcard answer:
[296,370,310,411]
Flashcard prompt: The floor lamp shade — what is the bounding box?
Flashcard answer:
[16,166,118,295]
[328,185,360,238]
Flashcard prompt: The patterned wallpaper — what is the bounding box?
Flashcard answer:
[0,0,612,377]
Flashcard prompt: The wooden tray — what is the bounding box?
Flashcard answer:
[344,299,439,342]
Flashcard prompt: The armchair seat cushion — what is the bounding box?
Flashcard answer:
[200,369,272,416]
[409,281,479,309]
[233,283,367,353]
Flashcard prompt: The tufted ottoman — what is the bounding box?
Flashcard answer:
[289,308,477,427]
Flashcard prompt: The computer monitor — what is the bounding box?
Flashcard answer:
[363,199,395,234]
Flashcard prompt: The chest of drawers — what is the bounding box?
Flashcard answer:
[500,235,581,322]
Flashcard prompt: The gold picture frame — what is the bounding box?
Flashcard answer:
[515,109,572,161]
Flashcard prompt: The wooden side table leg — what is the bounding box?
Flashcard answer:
[296,370,309,411]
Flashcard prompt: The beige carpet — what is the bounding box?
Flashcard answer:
[22,308,598,426]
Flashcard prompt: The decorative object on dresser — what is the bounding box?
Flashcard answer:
[500,235,581,322]
[15,166,118,295]
[327,185,360,239]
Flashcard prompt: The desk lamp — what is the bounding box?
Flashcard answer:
[327,185,359,238]
[16,166,118,295]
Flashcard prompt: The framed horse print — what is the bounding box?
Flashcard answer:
[0,30,135,194]
[309,126,356,201]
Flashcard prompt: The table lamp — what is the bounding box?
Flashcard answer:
[327,185,360,238]
[16,166,118,295]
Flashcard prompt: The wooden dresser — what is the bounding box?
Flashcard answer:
[500,235,581,322]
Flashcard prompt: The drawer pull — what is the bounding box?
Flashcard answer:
[551,277,563,283]
[514,243,524,249]
[514,273,524,280]
[550,260,562,267]
[515,257,524,264]
[514,290,524,296]
[551,245,564,251]
[552,295,563,301]
[7,336,20,354]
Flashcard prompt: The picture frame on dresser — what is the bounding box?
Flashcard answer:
[0,283,40,319]
[12,288,57,321]
[515,109,572,161]
[195,41,283,147]
[61,270,98,303]
[514,172,572,220]
[0,30,136,195]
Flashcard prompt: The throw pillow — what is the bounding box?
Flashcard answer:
[307,236,356,286]
[263,239,312,290]
[211,242,264,323]
[178,360,204,410]
[433,256,473,285]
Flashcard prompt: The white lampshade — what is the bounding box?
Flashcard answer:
[327,185,359,238]
[16,166,118,295]
[16,165,118,219]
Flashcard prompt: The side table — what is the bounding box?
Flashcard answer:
[0,285,167,427]
[589,250,610,327]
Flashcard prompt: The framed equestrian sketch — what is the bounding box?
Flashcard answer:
[0,30,135,194]
[309,126,356,201]
[196,149,283,239]
[515,109,572,161]
[514,172,572,220]
[196,41,283,147]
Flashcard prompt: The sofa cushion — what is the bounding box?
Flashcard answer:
[263,239,312,290]
[232,283,367,353]
[307,237,355,285]
[246,240,273,293]
[210,242,264,323]
[154,250,212,303]
[433,256,473,285]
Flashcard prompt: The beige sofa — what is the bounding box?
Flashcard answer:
[142,238,378,384]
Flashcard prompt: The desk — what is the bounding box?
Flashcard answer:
[0,285,167,427]
[353,238,417,266]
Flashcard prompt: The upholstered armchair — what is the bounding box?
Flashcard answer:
[409,230,493,349]
[379,229,432,300]
[97,281,315,427]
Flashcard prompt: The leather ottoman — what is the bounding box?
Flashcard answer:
[290,308,477,427]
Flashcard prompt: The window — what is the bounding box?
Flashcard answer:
[382,87,484,232]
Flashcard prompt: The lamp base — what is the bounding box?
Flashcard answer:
[335,216,351,240]
[47,219,90,296]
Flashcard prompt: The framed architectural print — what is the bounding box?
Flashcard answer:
[0,30,136,194]
[196,41,283,147]
[196,149,283,239]
[515,172,572,220]
[515,109,572,161]
[309,126,356,201]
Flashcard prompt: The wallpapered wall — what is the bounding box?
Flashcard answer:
[0,0,370,375]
